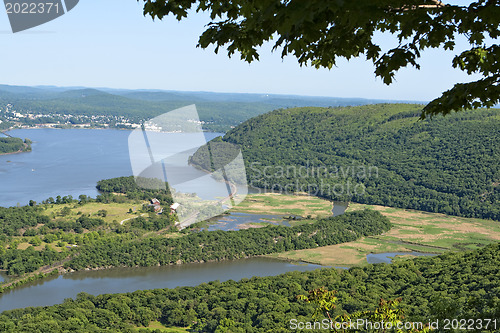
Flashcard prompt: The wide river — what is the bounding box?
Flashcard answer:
[0,129,327,312]
[0,128,230,207]
[0,258,323,312]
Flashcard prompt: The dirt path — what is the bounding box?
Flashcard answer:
[120,213,147,225]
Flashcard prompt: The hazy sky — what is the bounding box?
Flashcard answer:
[0,0,480,101]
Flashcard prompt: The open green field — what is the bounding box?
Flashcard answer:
[273,202,500,267]
[15,241,67,252]
[43,201,144,225]
[231,192,334,218]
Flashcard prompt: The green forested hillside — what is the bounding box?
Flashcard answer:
[6,91,277,132]
[0,137,30,155]
[213,104,500,220]
[0,85,420,132]
[1,242,498,332]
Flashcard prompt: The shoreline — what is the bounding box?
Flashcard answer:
[0,139,31,157]
[0,149,29,157]
[0,254,326,293]
[1,186,496,294]
[1,244,440,294]
[4,124,223,134]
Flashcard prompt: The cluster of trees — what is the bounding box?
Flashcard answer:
[1,241,498,332]
[0,213,114,276]
[129,214,174,232]
[0,204,106,238]
[0,137,31,154]
[0,206,48,237]
[211,104,500,220]
[0,176,183,278]
[0,199,388,278]
[0,246,66,276]
[0,120,12,131]
[96,176,173,205]
[65,210,390,270]
[45,215,105,234]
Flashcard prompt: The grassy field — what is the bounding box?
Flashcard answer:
[15,241,67,252]
[43,201,144,224]
[7,199,178,254]
[272,203,500,267]
[231,192,334,218]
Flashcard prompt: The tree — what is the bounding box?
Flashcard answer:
[297,287,337,321]
[298,289,433,332]
[97,209,108,217]
[60,206,71,217]
[79,195,88,204]
[141,0,500,118]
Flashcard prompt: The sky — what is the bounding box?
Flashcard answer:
[0,0,481,102]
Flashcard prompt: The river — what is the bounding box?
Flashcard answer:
[0,129,363,314]
[366,251,437,264]
[0,258,323,312]
[0,129,229,207]
[0,128,335,313]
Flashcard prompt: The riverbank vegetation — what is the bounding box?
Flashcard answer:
[1,175,498,291]
[272,202,500,267]
[0,177,389,288]
[63,209,391,270]
[0,137,31,155]
[0,242,498,332]
[200,104,500,220]
[0,177,177,284]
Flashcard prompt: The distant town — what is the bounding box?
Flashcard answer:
[0,104,206,132]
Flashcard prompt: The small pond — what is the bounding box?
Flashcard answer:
[366,252,438,264]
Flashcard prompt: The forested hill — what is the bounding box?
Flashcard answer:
[216,104,500,220]
[0,85,409,132]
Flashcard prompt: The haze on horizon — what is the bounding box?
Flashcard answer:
[0,0,480,102]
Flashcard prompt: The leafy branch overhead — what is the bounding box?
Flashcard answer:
[141,0,500,118]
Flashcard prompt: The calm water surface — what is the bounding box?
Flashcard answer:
[204,212,291,231]
[0,257,323,312]
[0,129,346,313]
[0,129,226,207]
[366,252,437,264]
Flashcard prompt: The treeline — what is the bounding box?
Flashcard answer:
[0,246,66,276]
[0,206,48,237]
[65,210,391,270]
[213,104,500,220]
[1,242,498,332]
[45,215,105,233]
[0,137,30,154]
[96,176,173,205]
[0,176,179,277]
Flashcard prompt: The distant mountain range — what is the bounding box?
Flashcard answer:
[0,84,426,131]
